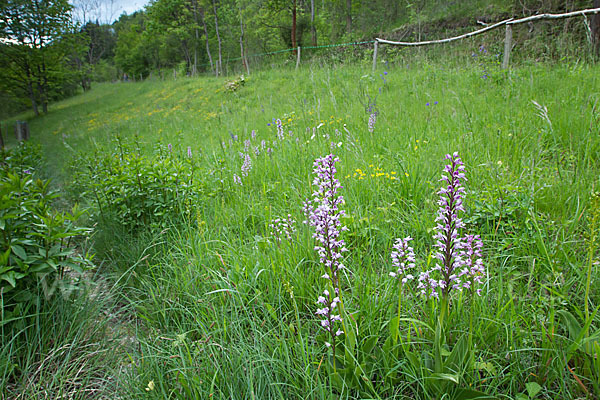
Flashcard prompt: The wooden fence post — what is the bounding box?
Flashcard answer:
[296,46,301,70]
[372,41,378,72]
[502,24,513,69]
[14,121,30,142]
[0,123,4,149]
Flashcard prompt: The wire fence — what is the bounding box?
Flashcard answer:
[157,6,600,80]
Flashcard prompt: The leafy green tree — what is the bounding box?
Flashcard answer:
[0,0,80,115]
[113,11,156,78]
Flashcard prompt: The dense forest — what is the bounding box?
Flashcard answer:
[1,0,599,118]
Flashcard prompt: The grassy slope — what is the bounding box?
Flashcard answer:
[3,59,600,399]
[19,61,599,220]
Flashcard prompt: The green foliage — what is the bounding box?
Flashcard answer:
[0,0,83,115]
[0,143,93,313]
[75,138,204,234]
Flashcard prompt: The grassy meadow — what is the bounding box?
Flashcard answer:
[2,57,600,399]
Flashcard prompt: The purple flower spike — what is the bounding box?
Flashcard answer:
[241,153,252,177]
[276,119,284,140]
[270,214,297,243]
[233,174,242,185]
[417,152,470,298]
[305,154,348,351]
[168,143,172,152]
[187,146,192,158]
[434,153,466,294]
[368,112,377,133]
[390,237,416,285]
[458,234,485,295]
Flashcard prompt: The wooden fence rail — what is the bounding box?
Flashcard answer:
[373,7,600,71]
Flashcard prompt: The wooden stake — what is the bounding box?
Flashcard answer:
[372,41,378,72]
[502,24,513,69]
[296,46,301,70]
[14,121,29,141]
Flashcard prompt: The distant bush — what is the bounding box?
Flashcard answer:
[225,75,246,92]
[0,143,93,316]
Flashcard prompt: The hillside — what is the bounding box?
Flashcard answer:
[2,61,600,398]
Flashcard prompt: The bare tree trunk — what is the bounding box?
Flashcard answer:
[593,0,600,56]
[191,0,200,76]
[37,62,48,114]
[292,0,297,51]
[346,0,351,32]
[311,0,317,45]
[27,79,39,116]
[212,0,222,76]
[200,8,214,74]
[239,10,250,75]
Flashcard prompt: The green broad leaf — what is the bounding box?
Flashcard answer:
[474,361,497,375]
[1,271,26,287]
[382,335,394,354]
[362,336,378,355]
[330,372,345,392]
[263,303,277,321]
[525,382,542,398]
[446,334,470,374]
[431,372,459,384]
[10,244,27,261]
[0,248,11,265]
[1,272,17,287]
[515,394,529,400]
[441,347,452,357]
[557,310,582,341]
[29,262,54,274]
[345,322,357,354]
[453,388,497,400]
[404,351,423,371]
[389,316,399,340]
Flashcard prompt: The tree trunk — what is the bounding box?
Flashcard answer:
[36,57,49,114]
[292,0,297,51]
[593,0,600,56]
[191,0,199,76]
[212,0,222,76]
[27,80,39,116]
[346,0,352,33]
[239,10,250,75]
[200,9,214,74]
[24,59,39,116]
[311,0,317,46]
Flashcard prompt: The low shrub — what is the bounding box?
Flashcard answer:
[75,139,204,234]
[0,143,93,316]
